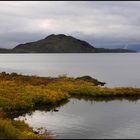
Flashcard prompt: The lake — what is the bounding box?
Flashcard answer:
[0,53,140,87]
[15,98,140,139]
[2,53,140,139]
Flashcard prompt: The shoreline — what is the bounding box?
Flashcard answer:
[0,72,140,139]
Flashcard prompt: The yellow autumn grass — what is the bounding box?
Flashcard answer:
[0,72,140,139]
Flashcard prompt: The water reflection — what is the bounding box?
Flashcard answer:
[15,97,140,139]
[9,99,69,119]
[72,95,140,103]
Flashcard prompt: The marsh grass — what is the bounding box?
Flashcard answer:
[0,72,140,114]
[0,72,140,139]
[0,119,44,139]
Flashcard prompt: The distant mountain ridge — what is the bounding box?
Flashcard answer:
[98,44,140,52]
[0,34,136,53]
[127,44,140,52]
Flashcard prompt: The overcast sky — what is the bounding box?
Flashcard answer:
[0,1,140,48]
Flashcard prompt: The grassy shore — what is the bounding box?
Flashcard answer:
[0,72,140,139]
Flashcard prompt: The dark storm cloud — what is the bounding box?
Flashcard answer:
[0,1,140,48]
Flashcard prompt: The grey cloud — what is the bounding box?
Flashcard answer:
[0,31,50,48]
[0,1,140,48]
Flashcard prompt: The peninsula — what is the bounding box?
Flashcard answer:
[0,72,140,138]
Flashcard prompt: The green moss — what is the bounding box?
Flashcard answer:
[76,75,106,86]
[0,119,44,139]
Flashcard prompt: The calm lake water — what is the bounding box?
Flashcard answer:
[2,53,140,139]
[15,98,140,139]
[0,53,140,87]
